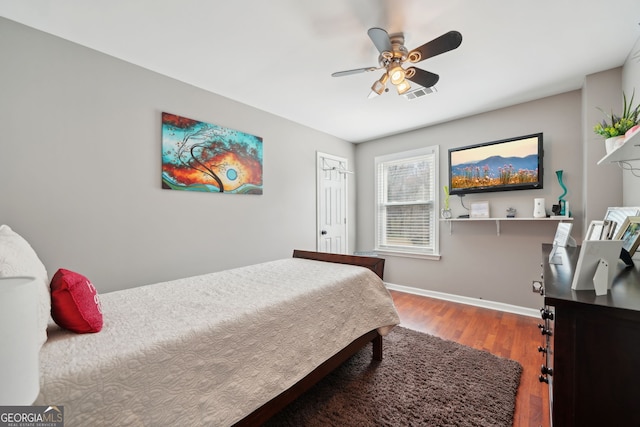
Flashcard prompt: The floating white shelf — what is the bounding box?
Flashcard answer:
[441,217,573,235]
[597,130,640,165]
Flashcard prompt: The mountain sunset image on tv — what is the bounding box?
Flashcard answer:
[448,133,543,196]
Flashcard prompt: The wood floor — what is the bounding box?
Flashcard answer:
[389,290,549,427]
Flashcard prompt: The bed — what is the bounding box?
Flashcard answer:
[0,225,400,426]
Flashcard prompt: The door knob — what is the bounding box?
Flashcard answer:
[321,230,327,235]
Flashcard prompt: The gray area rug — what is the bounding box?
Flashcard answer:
[265,326,522,427]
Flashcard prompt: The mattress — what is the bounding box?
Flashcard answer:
[36,258,400,426]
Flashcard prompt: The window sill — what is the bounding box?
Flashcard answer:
[374,250,441,261]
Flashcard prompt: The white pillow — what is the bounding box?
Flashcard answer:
[0,225,50,348]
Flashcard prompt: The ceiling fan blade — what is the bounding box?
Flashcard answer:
[406,67,440,88]
[367,27,392,54]
[331,66,379,77]
[408,31,462,63]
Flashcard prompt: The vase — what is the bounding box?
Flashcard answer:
[626,124,640,140]
[441,208,452,219]
[605,136,625,154]
[556,170,568,216]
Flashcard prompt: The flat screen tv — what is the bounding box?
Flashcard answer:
[448,133,543,196]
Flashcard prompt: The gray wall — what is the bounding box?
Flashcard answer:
[581,68,624,237]
[355,49,638,309]
[622,36,640,206]
[0,18,356,292]
[2,18,637,310]
[356,90,615,309]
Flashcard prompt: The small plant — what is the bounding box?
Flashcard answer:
[594,91,640,138]
[443,185,450,210]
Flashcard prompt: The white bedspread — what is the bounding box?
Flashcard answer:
[36,258,399,426]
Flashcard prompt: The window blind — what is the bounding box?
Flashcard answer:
[375,147,438,255]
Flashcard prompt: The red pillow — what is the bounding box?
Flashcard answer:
[50,269,103,333]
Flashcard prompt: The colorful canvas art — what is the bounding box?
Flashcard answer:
[161,112,263,194]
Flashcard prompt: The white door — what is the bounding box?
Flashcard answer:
[317,152,349,254]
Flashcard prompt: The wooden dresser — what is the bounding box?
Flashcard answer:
[539,243,640,427]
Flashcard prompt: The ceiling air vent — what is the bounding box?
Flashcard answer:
[403,86,437,100]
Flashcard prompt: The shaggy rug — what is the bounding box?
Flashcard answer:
[264,326,522,427]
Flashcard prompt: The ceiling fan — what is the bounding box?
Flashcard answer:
[331,28,462,98]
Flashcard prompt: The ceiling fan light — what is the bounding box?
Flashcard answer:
[370,81,384,96]
[370,73,389,96]
[396,80,411,95]
[388,64,405,85]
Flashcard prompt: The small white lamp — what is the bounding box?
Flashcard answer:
[0,276,40,405]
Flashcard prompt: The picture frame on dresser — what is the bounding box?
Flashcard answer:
[604,207,640,238]
[585,220,615,240]
[552,222,575,247]
[570,239,624,295]
[549,222,575,265]
[615,216,640,257]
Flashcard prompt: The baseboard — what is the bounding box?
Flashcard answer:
[385,282,540,318]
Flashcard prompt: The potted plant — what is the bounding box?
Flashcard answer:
[594,91,640,153]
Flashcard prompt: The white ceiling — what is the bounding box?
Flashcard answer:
[2,0,640,143]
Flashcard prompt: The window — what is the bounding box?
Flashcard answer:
[375,146,439,257]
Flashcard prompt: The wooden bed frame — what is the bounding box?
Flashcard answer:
[232,250,386,426]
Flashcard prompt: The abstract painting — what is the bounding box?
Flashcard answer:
[161,112,263,194]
